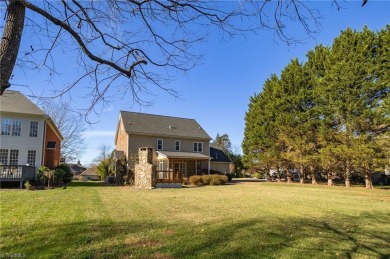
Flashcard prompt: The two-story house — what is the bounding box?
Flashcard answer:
[115,111,213,178]
[0,91,63,187]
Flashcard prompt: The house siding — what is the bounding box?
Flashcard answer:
[127,135,210,165]
[0,114,44,168]
[115,117,129,157]
[43,122,61,169]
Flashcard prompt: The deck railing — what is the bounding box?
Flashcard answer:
[0,165,36,180]
[156,171,182,183]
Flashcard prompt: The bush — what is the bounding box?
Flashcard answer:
[254,172,263,179]
[189,175,228,186]
[53,168,65,186]
[182,177,189,185]
[56,164,73,184]
[189,175,202,185]
[37,166,50,186]
[201,175,212,185]
[209,175,228,185]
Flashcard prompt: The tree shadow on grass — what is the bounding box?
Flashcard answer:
[68,181,112,188]
[1,211,389,258]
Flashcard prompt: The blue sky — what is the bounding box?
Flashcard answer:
[6,1,390,164]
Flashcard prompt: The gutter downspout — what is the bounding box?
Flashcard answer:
[41,119,47,170]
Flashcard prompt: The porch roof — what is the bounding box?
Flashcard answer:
[157,151,210,160]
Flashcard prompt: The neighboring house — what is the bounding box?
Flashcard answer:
[78,167,99,181]
[210,144,233,174]
[115,111,212,178]
[68,162,87,179]
[0,90,63,187]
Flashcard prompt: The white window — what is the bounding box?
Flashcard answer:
[1,119,21,136]
[0,149,8,164]
[175,140,180,151]
[27,150,36,166]
[157,139,163,150]
[193,142,203,152]
[29,121,38,137]
[9,150,19,165]
[1,119,11,136]
[12,120,21,136]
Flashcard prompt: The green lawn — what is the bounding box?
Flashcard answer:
[1,182,389,258]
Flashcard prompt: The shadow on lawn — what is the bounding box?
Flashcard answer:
[1,211,389,258]
[68,181,112,188]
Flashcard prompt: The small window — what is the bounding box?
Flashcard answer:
[29,121,38,137]
[47,141,56,149]
[175,140,180,151]
[0,149,8,164]
[9,150,19,165]
[157,139,163,150]
[27,150,36,166]
[1,119,11,136]
[193,142,203,152]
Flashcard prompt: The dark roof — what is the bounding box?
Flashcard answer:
[210,144,232,162]
[68,164,87,175]
[120,111,211,140]
[0,90,46,116]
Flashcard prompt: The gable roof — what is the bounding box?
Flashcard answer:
[80,167,98,176]
[119,111,211,140]
[0,90,46,116]
[210,144,232,163]
[0,90,63,140]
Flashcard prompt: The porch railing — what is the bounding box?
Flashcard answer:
[156,171,182,183]
[0,165,36,181]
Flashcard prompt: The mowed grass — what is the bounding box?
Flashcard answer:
[0,182,389,259]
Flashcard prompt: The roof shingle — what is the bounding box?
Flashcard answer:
[120,111,211,140]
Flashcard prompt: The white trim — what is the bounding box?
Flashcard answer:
[193,142,203,153]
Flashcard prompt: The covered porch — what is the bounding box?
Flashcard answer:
[156,151,211,184]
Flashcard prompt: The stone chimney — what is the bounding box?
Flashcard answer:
[134,147,156,189]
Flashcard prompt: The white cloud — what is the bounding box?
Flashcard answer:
[83,130,115,138]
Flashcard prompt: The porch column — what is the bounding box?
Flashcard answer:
[208,159,210,175]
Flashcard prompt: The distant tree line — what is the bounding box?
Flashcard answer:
[242,26,389,189]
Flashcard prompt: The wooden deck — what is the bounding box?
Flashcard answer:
[156,171,182,184]
[0,165,36,188]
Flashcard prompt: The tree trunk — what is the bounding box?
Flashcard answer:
[0,0,26,95]
[276,167,281,183]
[364,168,374,189]
[327,171,334,186]
[286,169,292,183]
[345,161,351,188]
[299,164,305,184]
[310,165,318,185]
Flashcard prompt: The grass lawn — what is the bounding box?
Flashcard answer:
[1,181,389,258]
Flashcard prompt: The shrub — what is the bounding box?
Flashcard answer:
[37,166,50,186]
[53,168,65,186]
[209,175,228,185]
[182,177,189,185]
[189,175,202,185]
[254,172,263,179]
[202,175,212,185]
[56,164,73,184]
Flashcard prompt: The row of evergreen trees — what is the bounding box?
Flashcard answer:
[242,26,389,188]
